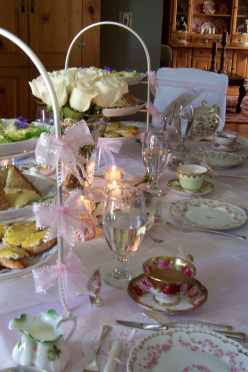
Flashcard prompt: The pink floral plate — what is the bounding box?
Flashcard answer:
[127,274,208,314]
[127,327,248,372]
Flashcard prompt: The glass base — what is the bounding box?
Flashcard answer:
[102,270,132,289]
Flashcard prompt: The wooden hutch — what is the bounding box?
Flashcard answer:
[166,0,248,135]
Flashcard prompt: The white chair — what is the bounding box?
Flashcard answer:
[153,67,228,136]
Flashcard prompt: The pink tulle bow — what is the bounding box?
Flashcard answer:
[146,103,164,127]
[32,251,86,296]
[97,137,123,166]
[33,190,96,245]
[35,120,94,180]
[148,71,158,96]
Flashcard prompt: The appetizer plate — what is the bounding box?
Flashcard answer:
[0,172,56,222]
[169,198,247,230]
[0,243,57,281]
[167,179,214,196]
[127,327,248,372]
[193,150,247,169]
[102,100,145,118]
[127,274,207,314]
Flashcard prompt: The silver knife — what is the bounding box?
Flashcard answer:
[116,320,247,342]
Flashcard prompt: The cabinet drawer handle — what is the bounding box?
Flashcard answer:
[30,0,35,13]
[20,0,25,13]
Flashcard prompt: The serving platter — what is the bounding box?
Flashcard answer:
[169,198,247,231]
[0,172,56,223]
[127,327,248,372]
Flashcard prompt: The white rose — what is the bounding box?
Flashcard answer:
[93,76,128,107]
[69,84,98,112]
[29,73,68,108]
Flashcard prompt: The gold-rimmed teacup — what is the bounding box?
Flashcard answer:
[177,164,208,192]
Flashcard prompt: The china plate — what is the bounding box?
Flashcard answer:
[127,327,248,372]
[127,274,207,314]
[100,120,146,142]
[169,198,247,230]
[167,179,214,196]
[0,172,56,223]
[102,100,145,117]
[0,243,57,281]
[193,149,247,169]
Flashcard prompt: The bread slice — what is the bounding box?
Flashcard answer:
[4,188,40,208]
[23,238,57,256]
[0,188,9,210]
[0,257,26,269]
[5,165,41,195]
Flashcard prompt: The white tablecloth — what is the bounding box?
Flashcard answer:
[1,141,248,371]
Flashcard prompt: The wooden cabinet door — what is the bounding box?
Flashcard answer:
[28,0,100,70]
[0,0,29,67]
[0,67,29,118]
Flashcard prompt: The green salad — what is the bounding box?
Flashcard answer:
[0,117,49,144]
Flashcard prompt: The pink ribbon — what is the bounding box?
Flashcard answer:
[33,190,96,245]
[32,250,87,296]
[35,120,94,180]
[148,71,159,96]
[96,137,123,167]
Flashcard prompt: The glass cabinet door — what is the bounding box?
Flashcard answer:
[176,0,189,31]
[236,0,248,33]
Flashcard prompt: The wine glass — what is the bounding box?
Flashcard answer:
[102,189,149,289]
[176,105,194,152]
[142,130,169,196]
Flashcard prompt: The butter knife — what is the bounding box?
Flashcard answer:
[116,320,247,342]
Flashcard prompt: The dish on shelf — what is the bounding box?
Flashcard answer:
[0,118,51,158]
[169,198,247,231]
[0,165,56,222]
[128,274,207,314]
[0,220,57,280]
[127,327,248,372]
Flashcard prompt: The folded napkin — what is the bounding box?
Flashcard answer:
[103,340,122,372]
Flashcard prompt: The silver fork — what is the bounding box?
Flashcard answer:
[83,325,112,372]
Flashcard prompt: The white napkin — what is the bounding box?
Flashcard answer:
[103,340,122,372]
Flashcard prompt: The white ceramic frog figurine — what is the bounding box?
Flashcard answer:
[9,309,76,372]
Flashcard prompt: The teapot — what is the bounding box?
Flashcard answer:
[9,309,76,372]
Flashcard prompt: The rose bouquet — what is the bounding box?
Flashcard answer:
[29,67,129,123]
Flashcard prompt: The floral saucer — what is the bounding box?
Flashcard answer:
[170,198,247,230]
[127,327,248,372]
[167,179,214,196]
[127,274,208,314]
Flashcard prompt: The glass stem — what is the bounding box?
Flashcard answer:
[113,255,130,280]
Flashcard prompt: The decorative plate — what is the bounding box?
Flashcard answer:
[0,243,57,281]
[102,100,145,118]
[127,327,248,372]
[169,198,247,231]
[127,274,207,314]
[193,150,247,169]
[167,179,214,196]
[0,172,56,223]
[120,72,146,86]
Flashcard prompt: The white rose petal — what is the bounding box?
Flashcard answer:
[69,85,98,112]
[93,76,128,107]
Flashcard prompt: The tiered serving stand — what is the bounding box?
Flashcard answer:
[0,22,152,319]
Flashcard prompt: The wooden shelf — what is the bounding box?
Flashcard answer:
[193,13,231,17]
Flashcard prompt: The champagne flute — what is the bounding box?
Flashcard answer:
[176,105,194,152]
[102,189,148,289]
[142,130,169,196]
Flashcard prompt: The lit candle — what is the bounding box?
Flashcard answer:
[104,165,124,183]
[0,159,9,168]
[106,180,122,198]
